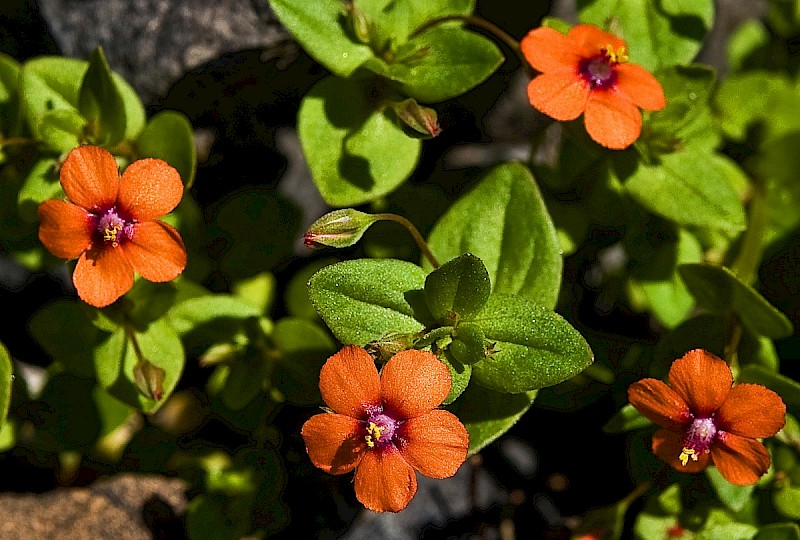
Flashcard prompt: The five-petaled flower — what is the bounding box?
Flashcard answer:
[301,345,469,512]
[628,349,785,485]
[521,23,666,149]
[38,145,187,308]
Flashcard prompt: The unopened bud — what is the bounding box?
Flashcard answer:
[303,208,378,249]
[390,98,441,138]
[133,359,166,401]
[343,3,373,45]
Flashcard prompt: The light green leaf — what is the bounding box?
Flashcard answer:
[623,152,746,233]
[17,157,61,222]
[78,47,126,146]
[706,466,754,512]
[427,162,563,309]
[308,258,429,345]
[577,0,714,71]
[298,76,421,206]
[269,0,375,76]
[368,26,503,103]
[136,110,197,187]
[470,294,593,393]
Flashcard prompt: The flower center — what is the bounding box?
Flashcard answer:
[578,44,628,90]
[363,409,398,449]
[95,208,133,248]
[679,416,717,466]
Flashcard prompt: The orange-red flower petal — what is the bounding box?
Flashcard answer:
[583,91,642,149]
[627,378,690,430]
[319,345,381,418]
[668,349,732,417]
[380,349,450,420]
[567,24,626,59]
[124,221,186,282]
[520,26,583,73]
[119,158,184,222]
[37,200,92,259]
[396,409,468,479]
[711,432,771,485]
[301,412,366,475]
[652,428,710,473]
[354,447,417,513]
[716,384,786,438]
[615,63,667,111]
[526,71,590,121]
[73,246,134,307]
[60,146,119,212]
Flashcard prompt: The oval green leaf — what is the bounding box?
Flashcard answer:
[136,110,197,187]
[470,294,594,393]
[426,162,563,309]
[424,252,490,323]
[307,258,429,345]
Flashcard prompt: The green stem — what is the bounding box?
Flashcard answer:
[411,14,526,67]
[374,213,440,268]
[732,185,768,286]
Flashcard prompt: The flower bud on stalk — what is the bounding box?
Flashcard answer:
[303,209,378,249]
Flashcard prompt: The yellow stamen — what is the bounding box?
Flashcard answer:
[601,44,628,64]
[678,447,698,466]
[364,422,384,448]
[103,224,122,247]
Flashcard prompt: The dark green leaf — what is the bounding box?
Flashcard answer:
[678,263,793,339]
[269,0,375,76]
[427,162,563,309]
[308,258,429,345]
[470,294,593,393]
[449,323,489,366]
[34,373,100,451]
[447,383,536,455]
[424,253,490,323]
[271,317,336,406]
[136,110,197,187]
[298,76,421,206]
[28,299,97,378]
[577,0,714,71]
[440,351,471,405]
[604,404,652,433]
[78,47,126,146]
[754,523,800,540]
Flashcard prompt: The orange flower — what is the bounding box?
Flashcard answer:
[628,349,786,485]
[521,23,666,149]
[38,145,186,308]
[301,345,469,512]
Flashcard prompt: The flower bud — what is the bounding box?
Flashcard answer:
[303,208,378,249]
[389,98,441,138]
[133,359,166,401]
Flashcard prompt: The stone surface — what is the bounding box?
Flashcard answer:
[0,474,188,540]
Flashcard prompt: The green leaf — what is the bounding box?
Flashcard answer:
[424,253,491,323]
[449,323,489,365]
[0,52,20,103]
[706,466,754,512]
[726,19,770,73]
[447,383,536,455]
[696,523,758,540]
[623,152,746,233]
[773,485,800,520]
[168,294,262,356]
[95,320,185,413]
[0,342,12,430]
[17,157,60,222]
[757,133,800,248]
[470,294,593,393]
[271,317,336,406]
[34,373,101,451]
[678,263,794,339]
[218,349,270,411]
[38,109,87,152]
[21,55,145,143]
[28,299,97,378]
[367,26,503,103]
[298,76,421,206]
[308,258,429,345]
[285,258,336,320]
[427,162,563,309]
[440,351,471,405]
[269,0,375,76]
[136,110,197,187]
[78,47,126,146]
[577,0,714,71]
[629,227,703,328]
[738,364,800,415]
[604,403,652,433]
[754,523,800,540]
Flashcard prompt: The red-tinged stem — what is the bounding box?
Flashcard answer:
[374,213,440,268]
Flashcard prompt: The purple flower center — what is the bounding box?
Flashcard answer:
[94,207,134,247]
[363,406,399,449]
[578,45,627,90]
[680,416,718,466]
